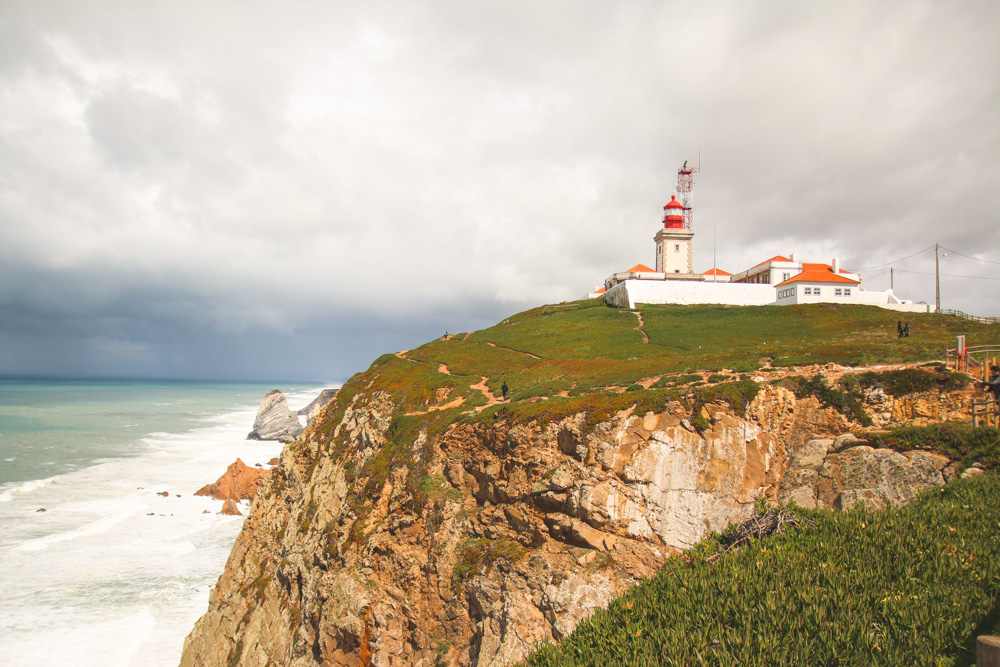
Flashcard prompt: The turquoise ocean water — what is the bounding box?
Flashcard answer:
[0,380,330,667]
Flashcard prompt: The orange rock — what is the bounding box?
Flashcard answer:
[219,499,242,515]
[195,458,271,502]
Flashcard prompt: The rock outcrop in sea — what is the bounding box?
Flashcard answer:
[195,458,272,503]
[181,374,975,667]
[247,390,303,443]
[298,388,339,425]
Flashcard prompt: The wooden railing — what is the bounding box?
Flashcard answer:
[946,344,1000,379]
[939,309,1000,325]
[973,398,999,428]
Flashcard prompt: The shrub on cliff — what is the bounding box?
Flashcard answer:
[775,368,969,428]
[864,423,1000,470]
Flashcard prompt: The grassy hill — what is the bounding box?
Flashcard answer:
[300,301,1000,665]
[337,302,999,665]
[338,301,994,426]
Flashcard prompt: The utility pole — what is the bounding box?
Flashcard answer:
[935,243,941,312]
[890,267,894,290]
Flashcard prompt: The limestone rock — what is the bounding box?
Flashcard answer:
[195,458,271,502]
[778,443,952,510]
[247,390,303,442]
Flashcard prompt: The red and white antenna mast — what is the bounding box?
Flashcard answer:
[676,159,699,230]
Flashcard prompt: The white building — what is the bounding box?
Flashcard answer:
[596,183,932,313]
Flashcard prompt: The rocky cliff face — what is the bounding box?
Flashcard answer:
[182,378,974,667]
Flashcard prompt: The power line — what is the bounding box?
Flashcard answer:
[852,245,936,272]
[938,246,1000,266]
[893,269,1000,281]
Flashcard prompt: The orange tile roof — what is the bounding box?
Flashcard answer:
[802,262,855,275]
[776,269,860,287]
[703,268,733,276]
[593,287,606,294]
[750,255,793,269]
[626,263,655,273]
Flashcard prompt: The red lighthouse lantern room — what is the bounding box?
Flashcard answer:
[662,195,685,229]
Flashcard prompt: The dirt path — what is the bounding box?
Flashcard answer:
[405,394,466,416]
[632,310,649,344]
[437,363,451,375]
[470,376,504,412]
[485,341,542,360]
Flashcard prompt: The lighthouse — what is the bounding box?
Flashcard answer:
[654,194,694,274]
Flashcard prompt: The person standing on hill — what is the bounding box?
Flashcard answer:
[501,381,509,401]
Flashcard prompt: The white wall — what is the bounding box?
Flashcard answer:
[603,279,933,313]
[774,282,933,313]
[603,280,776,309]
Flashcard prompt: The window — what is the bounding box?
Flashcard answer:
[835,288,843,296]
[844,289,852,296]
[804,287,812,295]
[814,288,821,296]
[674,244,680,252]
[783,273,790,281]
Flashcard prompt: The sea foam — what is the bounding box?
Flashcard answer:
[0,384,328,666]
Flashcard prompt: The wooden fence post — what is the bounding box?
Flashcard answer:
[979,636,1000,667]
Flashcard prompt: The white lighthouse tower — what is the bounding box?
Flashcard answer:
[654,194,694,274]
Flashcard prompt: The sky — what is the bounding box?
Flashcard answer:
[1,0,998,383]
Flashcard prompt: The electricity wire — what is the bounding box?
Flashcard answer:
[892,269,1000,281]
[938,246,1000,266]
[852,245,935,272]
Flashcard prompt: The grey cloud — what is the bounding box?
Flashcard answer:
[1,0,998,381]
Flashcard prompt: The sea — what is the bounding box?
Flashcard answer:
[0,379,332,667]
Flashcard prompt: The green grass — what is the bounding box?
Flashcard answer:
[526,472,1000,666]
[379,302,992,416]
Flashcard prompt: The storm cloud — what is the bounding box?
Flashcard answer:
[2,0,998,381]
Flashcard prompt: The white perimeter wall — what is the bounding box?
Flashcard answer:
[604,280,775,309]
[604,279,934,313]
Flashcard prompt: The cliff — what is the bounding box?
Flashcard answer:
[181,372,974,666]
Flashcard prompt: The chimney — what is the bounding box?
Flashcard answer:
[790,252,798,263]
[832,257,840,274]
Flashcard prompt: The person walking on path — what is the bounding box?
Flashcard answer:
[501,381,509,401]
[982,366,1000,404]
[897,321,904,338]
